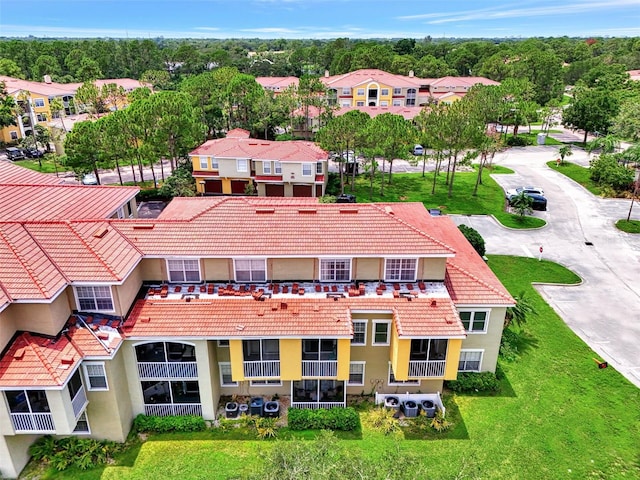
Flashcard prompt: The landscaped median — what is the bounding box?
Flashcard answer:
[20,257,639,480]
[345,166,546,229]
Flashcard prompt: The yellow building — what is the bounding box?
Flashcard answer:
[0,162,513,478]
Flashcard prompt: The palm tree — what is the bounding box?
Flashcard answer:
[558,145,573,165]
[49,97,67,133]
[505,291,537,328]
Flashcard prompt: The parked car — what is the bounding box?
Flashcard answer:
[5,147,25,161]
[336,194,356,203]
[508,191,547,211]
[81,173,98,185]
[413,144,424,155]
[24,147,43,158]
[505,186,545,200]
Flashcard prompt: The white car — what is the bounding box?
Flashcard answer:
[505,186,544,200]
[81,173,98,185]
[413,145,424,155]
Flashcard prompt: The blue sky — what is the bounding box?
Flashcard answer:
[1,0,639,39]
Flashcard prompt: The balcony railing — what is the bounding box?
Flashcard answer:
[71,385,88,419]
[290,402,345,410]
[11,413,55,433]
[302,360,338,377]
[138,362,198,379]
[408,360,446,378]
[243,360,280,378]
[144,403,202,417]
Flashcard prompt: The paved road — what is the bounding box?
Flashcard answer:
[453,145,640,388]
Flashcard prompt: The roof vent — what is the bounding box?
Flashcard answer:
[256,208,275,214]
[385,206,394,215]
[13,348,25,360]
[280,302,288,310]
[93,226,109,238]
[236,325,245,331]
[431,299,437,306]
[141,317,151,323]
[257,309,265,316]
[298,209,317,214]
[339,208,358,214]
[61,355,74,365]
[133,224,154,230]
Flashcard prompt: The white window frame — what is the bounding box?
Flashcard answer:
[342,88,350,95]
[302,163,312,176]
[166,259,201,283]
[34,98,45,107]
[211,157,219,169]
[388,362,420,386]
[380,101,388,107]
[356,101,365,107]
[274,161,282,174]
[356,88,365,96]
[10,131,18,140]
[381,88,389,96]
[237,159,248,173]
[217,340,230,347]
[351,320,367,346]
[263,161,271,174]
[316,162,323,175]
[392,99,401,107]
[459,310,490,333]
[36,113,47,122]
[319,258,351,282]
[348,361,366,386]
[199,157,208,169]
[218,362,238,387]
[372,320,391,346]
[393,87,402,95]
[73,411,91,434]
[384,258,418,282]
[234,258,267,282]
[341,101,351,107]
[458,350,483,372]
[82,362,109,391]
[75,285,114,312]
[250,379,282,387]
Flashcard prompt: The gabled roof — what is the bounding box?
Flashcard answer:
[322,69,425,89]
[190,135,328,162]
[428,76,500,88]
[112,198,455,257]
[255,76,299,90]
[0,75,149,98]
[334,105,424,120]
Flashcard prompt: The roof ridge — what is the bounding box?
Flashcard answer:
[20,223,71,285]
[370,204,456,254]
[66,222,123,281]
[0,224,53,298]
[447,262,513,302]
[24,332,63,385]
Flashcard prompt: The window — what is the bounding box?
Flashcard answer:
[459,350,483,372]
[135,342,196,363]
[319,258,351,282]
[6,390,50,414]
[68,369,84,400]
[234,258,266,282]
[385,258,417,281]
[356,88,365,96]
[302,339,337,360]
[199,157,208,169]
[356,101,365,107]
[10,131,18,140]
[243,339,280,361]
[302,163,312,176]
[409,339,447,361]
[342,88,350,95]
[167,259,200,283]
[237,159,248,172]
[352,320,367,345]
[348,362,365,386]
[219,362,237,387]
[392,99,401,107]
[381,88,389,96]
[218,340,230,347]
[263,161,271,174]
[211,157,219,169]
[406,88,416,107]
[388,363,419,386]
[459,311,489,333]
[341,101,351,107]
[34,98,45,107]
[73,411,90,434]
[380,101,388,107]
[36,113,47,122]
[372,320,391,346]
[393,87,402,95]
[274,161,282,174]
[142,380,201,405]
[76,286,113,312]
[82,362,108,390]
[316,162,323,174]
[250,379,282,386]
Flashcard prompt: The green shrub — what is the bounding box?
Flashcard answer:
[506,136,531,146]
[589,154,634,191]
[132,414,206,433]
[364,407,399,435]
[430,410,453,432]
[136,188,169,202]
[500,328,520,361]
[29,436,121,471]
[446,371,501,393]
[287,407,360,431]
[458,224,486,257]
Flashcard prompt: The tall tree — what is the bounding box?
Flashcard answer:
[563,86,620,143]
[369,113,414,195]
[64,120,105,183]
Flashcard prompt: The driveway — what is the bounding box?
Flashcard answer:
[453,145,640,388]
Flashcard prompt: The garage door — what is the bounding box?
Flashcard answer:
[293,184,313,197]
[231,180,249,195]
[265,183,285,197]
[204,179,223,194]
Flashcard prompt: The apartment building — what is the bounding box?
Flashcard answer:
[0,167,513,477]
[190,128,328,197]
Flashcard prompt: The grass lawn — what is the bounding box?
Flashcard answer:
[14,157,72,176]
[615,219,640,233]
[27,256,640,480]
[344,166,545,229]
[546,160,603,195]
[517,132,563,146]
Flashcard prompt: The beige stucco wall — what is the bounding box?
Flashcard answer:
[419,257,447,281]
[218,158,251,178]
[0,308,17,353]
[193,340,215,420]
[137,258,164,281]
[8,291,72,338]
[46,389,74,435]
[459,306,506,373]
[270,258,314,281]
[122,341,144,416]
[112,266,143,317]
[280,162,315,184]
[0,434,38,479]
[353,258,381,281]
[202,258,232,281]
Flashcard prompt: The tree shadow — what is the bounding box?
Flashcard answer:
[402,395,469,441]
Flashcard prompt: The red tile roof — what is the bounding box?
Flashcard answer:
[113,198,455,257]
[123,296,465,339]
[0,161,64,186]
[190,136,328,162]
[322,69,425,89]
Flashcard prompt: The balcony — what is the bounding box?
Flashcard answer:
[302,360,338,378]
[71,384,88,419]
[144,403,202,417]
[10,413,55,433]
[290,402,344,409]
[243,360,280,378]
[408,360,446,378]
[138,361,198,379]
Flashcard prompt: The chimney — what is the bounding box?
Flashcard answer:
[324,70,330,78]
[43,75,52,84]
[408,70,414,78]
